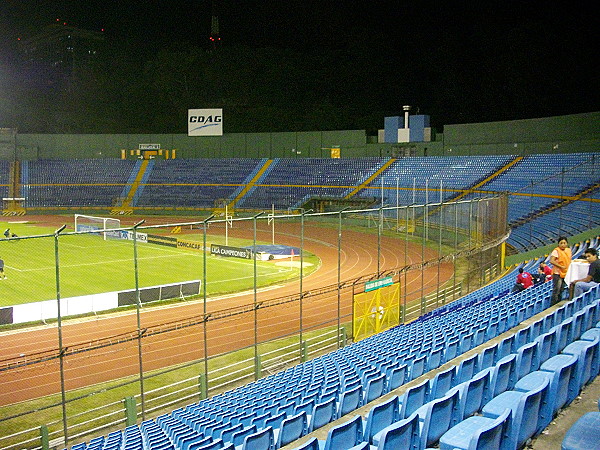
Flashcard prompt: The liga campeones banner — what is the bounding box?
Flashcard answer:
[188,108,223,136]
[210,244,252,259]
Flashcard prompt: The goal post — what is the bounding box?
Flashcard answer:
[74,214,121,240]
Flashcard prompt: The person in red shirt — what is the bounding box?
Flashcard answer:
[512,267,533,293]
[533,262,553,283]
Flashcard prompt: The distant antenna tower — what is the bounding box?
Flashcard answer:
[210,0,221,49]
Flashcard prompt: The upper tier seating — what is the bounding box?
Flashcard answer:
[238,158,387,209]
[137,158,263,208]
[23,159,136,207]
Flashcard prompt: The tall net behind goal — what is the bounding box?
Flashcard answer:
[74,214,121,240]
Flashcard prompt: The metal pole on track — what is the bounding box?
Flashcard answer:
[425,179,429,241]
[378,205,383,276]
[420,204,425,316]
[133,219,146,421]
[454,202,459,301]
[253,212,263,380]
[337,208,349,348]
[202,214,214,397]
[396,177,400,232]
[403,205,409,323]
[437,180,443,307]
[54,224,68,445]
[299,209,311,361]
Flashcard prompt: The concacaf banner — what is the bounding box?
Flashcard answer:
[188,108,223,136]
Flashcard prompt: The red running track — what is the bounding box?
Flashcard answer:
[0,220,453,405]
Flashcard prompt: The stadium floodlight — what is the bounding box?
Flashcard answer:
[74,214,121,240]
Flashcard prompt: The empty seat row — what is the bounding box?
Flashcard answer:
[288,293,599,450]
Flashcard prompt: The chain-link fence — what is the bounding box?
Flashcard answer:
[0,195,508,449]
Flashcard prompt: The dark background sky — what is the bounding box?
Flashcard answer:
[1,1,598,131]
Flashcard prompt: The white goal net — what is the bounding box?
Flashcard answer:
[74,214,121,240]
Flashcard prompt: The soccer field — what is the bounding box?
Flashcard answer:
[0,221,317,308]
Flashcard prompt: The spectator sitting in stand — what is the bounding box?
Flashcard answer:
[533,262,553,283]
[573,248,600,298]
[512,267,533,293]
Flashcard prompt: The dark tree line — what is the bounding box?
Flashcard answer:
[1,6,597,135]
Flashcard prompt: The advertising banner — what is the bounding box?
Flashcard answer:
[147,234,178,248]
[365,276,394,292]
[188,108,223,136]
[210,244,252,259]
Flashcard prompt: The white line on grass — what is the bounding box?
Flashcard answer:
[6,251,287,277]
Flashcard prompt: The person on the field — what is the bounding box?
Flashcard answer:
[0,257,5,279]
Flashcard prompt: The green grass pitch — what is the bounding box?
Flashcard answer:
[0,221,318,307]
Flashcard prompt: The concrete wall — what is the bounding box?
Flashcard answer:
[4,112,598,160]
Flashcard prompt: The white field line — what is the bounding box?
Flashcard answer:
[6,247,289,279]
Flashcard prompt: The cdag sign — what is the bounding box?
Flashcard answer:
[188,108,223,136]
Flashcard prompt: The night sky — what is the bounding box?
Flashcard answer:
[1,1,598,130]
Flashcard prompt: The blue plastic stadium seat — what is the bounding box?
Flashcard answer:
[443,338,460,363]
[535,329,558,365]
[580,328,600,377]
[237,426,273,450]
[398,378,430,419]
[414,389,461,449]
[362,395,400,445]
[514,327,531,350]
[372,411,420,449]
[439,407,511,450]
[551,318,574,354]
[481,376,550,450]
[455,353,479,385]
[220,423,243,444]
[336,384,363,418]
[274,411,307,448]
[317,415,364,450]
[496,335,515,362]
[230,425,257,448]
[561,412,600,450]
[562,336,599,391]
[429,366,457,401]
[289,437,319,450]
[477,344,497,372]
[489,354,518,399]
[450,367,493,420]
[520,354,578,421]
[515,341,540,379]
[307,397,337,432]
[408,354,427,380]
[364,373,386,405]
[385,364,407,392]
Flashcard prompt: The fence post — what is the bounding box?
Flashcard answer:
[340,327,347,348]
[123,397,137,427]
[254,354,262,380]
[40,425,50,450]
[198,373,208,400]
[301,340,308,362]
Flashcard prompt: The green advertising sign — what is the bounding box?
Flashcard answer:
[365,276,393,292]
